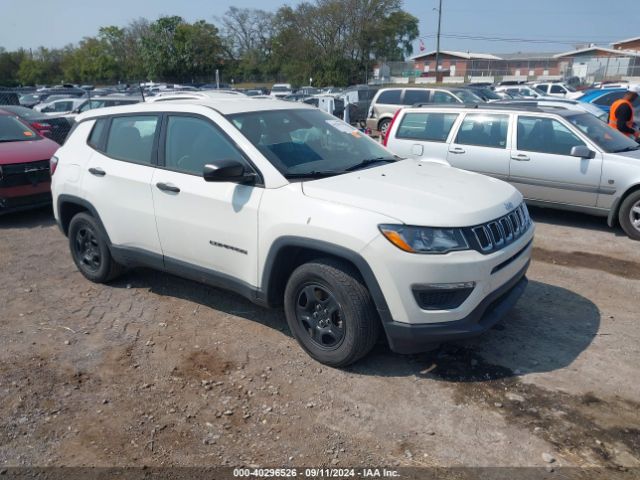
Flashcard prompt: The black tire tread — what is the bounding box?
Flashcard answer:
[68,212,123,283]
[618,190,640,241]
[284,257,380,367]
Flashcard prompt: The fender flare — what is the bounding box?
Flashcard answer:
[260,236,393,323]
[56,194,112,245]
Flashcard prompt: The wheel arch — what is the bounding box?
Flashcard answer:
[608,183,640,227]
[260,237,392,323]
[57,194,111,245]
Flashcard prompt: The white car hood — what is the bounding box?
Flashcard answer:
[302,159,523,227]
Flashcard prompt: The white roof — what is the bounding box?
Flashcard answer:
[411,50,502,60]
[77,97,314,122]
[554,46,640,58]
[612,36,640,46]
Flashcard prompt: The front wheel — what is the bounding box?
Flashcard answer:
[283,258,380,367]
[619,191,640,240]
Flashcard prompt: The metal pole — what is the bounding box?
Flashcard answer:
[435,0,443,81]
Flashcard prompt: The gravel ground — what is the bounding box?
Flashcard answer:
[0,205,638,476]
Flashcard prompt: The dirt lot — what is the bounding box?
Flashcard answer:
[0,206,639,476]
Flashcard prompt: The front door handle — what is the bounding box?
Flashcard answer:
[156,182,180,193]
[448,147,465,154]
[88,167,106,177]
[511,154,530,161]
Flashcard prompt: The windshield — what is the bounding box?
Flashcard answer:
[271,86,291,92]
[566,113,639,153]
[0,116,40,142]
[477,88,501,100]
[229,108,396,178]
[453,89,482,103]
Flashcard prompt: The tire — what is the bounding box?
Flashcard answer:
[68,212,123,283]
[618,190,640,241]
[283,258,380,367]
[378,118,391,137]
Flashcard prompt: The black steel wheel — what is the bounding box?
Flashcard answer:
[295,283,345,349]
[284,258,380,367]
[68,212,122,283]
[73,224,102,273]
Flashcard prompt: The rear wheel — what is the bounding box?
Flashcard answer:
[378,118,391,137]
[619,190,640,241]
[284,258,380,367]
[68,212,123,282]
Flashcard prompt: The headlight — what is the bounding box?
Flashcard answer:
[379,224,469,254]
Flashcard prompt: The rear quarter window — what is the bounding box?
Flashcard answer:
[396,112,459,142]
[87,118,108,149]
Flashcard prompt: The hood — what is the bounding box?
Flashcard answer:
[302,159,522,227]
[0,138,59,165]
[610,148,640,162]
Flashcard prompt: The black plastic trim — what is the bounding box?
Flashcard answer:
[384,261,530,354]
[261,236,393,322]
[163,256,261,305]
[56,194,112,241]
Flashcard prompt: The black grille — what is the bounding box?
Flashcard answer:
[0,160,51,188]
[413,285,475,310]
[465,203,532,254]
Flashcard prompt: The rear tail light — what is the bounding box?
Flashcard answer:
[50,155,59,176]
[383,109,401,146]
[31,121,51,131]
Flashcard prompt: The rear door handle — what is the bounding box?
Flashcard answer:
[156,182,180,193]
[88,167,106,177]
[511,154,530,161]
[448,147,465,154]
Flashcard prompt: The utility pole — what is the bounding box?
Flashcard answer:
[434,0,443,81]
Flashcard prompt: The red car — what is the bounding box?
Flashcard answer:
[0,109,59,215]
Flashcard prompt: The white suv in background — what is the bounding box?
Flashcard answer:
[531,82,582,99]
[51,99,533,366]
[384,104,640,239]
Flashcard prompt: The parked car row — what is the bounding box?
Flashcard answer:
[3,86,640,367]
[383,103,640,240]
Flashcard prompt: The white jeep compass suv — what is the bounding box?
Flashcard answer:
[51,99,534,366]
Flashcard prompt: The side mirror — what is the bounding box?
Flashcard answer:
[570,145,595,159]
[203,159,256,184]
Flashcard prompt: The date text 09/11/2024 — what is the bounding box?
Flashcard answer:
[232,468,400,478]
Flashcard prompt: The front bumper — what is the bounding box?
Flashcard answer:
[383,261,529,354]
[0,185,52,216]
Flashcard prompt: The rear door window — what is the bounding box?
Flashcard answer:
[550,84,566,94]
[396,112,458,142]
[455,114,509,149]
[105,115,159,164]
[376,90,402,105]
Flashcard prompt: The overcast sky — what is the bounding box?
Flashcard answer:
[1,0,638,54]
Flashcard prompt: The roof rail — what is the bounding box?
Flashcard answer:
[410,102,549,113]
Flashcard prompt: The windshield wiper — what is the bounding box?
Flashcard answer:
[613,145,640,153]
[284,171,343,179]
[344,157,397,172]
